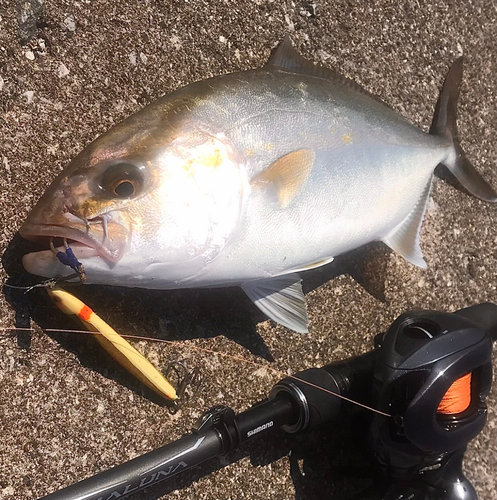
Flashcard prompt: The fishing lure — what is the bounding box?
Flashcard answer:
[7,240,195,401]
[47,287,179,401]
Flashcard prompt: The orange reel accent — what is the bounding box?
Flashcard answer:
[437,373,472,415]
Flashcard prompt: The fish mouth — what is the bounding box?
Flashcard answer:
[19,214,129,264]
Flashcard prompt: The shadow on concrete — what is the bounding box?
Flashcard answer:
[2,232,397,499]
[2,232,390,407]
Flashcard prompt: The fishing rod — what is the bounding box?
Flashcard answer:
[38,303,495,500]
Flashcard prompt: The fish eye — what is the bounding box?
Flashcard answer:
[100,162,144,199]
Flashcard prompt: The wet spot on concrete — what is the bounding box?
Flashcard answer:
[16,0,44,45]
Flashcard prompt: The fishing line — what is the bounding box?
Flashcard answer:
[1,325,393,418]
[3,274,83,293]
[437,372,472,415]
[4,279,60,293]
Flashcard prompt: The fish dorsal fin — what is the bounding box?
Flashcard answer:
[382,177,432,268]
[241,273,308,333]
[251,149,315,208]
[266,36,392,105]
[266,35,344,82]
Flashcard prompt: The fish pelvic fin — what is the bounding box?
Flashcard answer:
[241,273,309,333]
[431,57,497,202]
[383,176,432,268]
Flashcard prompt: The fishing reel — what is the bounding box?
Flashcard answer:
[39,304,495,500]
[369,305,493,499]
[270,304,494,499]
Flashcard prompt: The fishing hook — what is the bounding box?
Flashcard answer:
[164,359,201,409]
[50,237,86,283]
[5,239,87,293]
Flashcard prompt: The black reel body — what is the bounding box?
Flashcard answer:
[370,305,493,498]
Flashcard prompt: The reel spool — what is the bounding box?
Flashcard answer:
[437,372,472,416]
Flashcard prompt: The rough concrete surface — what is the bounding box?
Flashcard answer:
[1,0,496,499]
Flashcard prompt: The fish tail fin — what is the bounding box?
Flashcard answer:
[430,57,497,202]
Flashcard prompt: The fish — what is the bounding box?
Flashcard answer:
[19,37,497,333]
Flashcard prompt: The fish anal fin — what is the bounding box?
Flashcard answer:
[251,149,315,208]
[383,177,432,268]
[241,273,309,333]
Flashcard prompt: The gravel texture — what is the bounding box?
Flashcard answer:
[1,1,496,499]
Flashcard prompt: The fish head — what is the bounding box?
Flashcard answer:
[20,102,247,284]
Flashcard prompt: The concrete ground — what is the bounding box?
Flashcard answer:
[1,0,496,499]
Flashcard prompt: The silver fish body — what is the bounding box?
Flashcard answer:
[20,38,496,332]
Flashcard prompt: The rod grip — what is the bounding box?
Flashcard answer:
[38,431,223,500]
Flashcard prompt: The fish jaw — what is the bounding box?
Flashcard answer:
[21,213,128,259]
[20,204,130,277]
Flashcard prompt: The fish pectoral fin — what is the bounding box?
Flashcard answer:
[382,177,432,268]
[251,149,315,208]
[241,273,309,333]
